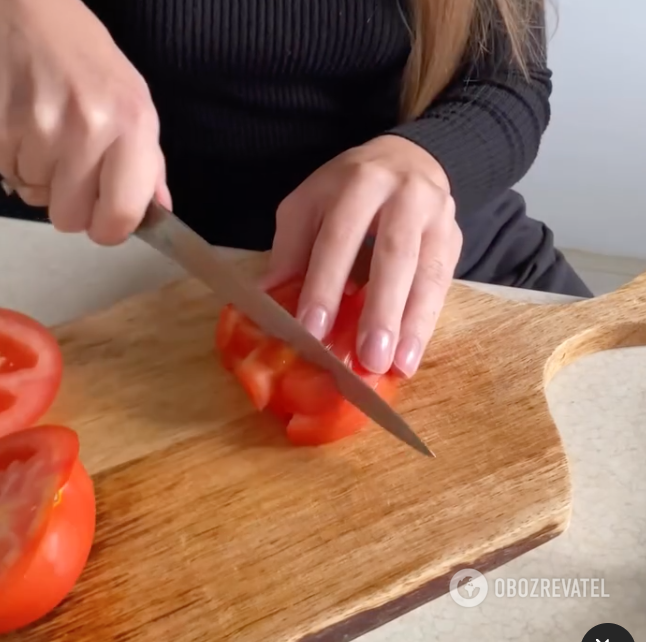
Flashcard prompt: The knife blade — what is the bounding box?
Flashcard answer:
[135,201,433,457]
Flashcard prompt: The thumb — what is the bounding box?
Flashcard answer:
[258,190,319,291]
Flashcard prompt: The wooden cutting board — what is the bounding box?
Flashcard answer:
[12,252,646,642]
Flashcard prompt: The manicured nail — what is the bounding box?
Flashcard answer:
[359,329,394,374]
[393,336,422,378]
[299,305,329,340]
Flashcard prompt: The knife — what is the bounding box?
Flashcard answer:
[134,201,433,458]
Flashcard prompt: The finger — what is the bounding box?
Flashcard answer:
[295,181,388,340]
[355,185,425,374]
[15,185,50,208]
[0,135,20,184]
[15,100,63,187]
[88,131,161,246]
[259,189,319,291]
[48,126,112,233]
[0,65,28,180]
[393,218,462,378]
[154,150,172,211]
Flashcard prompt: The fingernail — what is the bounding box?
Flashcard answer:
[393,336,422,378]
[299,305,329,340]
[359,329,394,374]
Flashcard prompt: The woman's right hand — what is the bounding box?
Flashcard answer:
[0,0,170,245]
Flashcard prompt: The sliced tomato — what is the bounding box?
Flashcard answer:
[0,309,63,438]
[233,339,297,410]
[216,306,268,371]
[279,360,341,416]
[0,425,79,590]
[214,277,403,447]
[0,425,95,635]
[286,373,398,446]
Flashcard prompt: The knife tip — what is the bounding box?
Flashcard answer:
[415,441,436,458]
[397,428,435,458]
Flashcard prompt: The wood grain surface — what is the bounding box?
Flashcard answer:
[11,252,646,642]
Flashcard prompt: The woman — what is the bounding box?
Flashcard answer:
[0,0,591,379]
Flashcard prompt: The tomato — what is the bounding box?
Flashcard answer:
[233,339,298,410]
[0,425,96,635]
[0,309,64,438]
[286,373,398,446]
[214,277,401,446]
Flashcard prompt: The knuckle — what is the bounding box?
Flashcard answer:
[349,160,392,185]
[378,228,418,262]
[70,94,113,137]
[401,172,429,197]
[118,94,155,130]
[70,80,157,138]
[31,101,62,141]
[319,218,360,250]
[418,256,453,289]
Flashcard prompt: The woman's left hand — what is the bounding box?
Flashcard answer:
[262,135,463,378]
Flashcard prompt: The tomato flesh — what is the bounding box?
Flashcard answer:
[0,309,63,438]
[0,425,80,588]
[0,425,95,634]
[286,373,398,446]
[0,458,96,634]
[214,277,401,446]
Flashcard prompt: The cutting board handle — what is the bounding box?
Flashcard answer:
[542,270,646,383]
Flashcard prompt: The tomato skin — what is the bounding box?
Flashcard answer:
[0,459,95,635]
[286,373,398,446]
[214,277,401,446]
[278,361,342,416]
[0,309,63,438]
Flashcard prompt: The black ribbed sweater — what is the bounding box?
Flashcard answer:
[83,1,552,248]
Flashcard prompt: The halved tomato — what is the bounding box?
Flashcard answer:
[214,277,401,446]
[0,425,96,634]
[0,309,63,438]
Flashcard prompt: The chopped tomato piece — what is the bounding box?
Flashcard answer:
[214,277,402,446]
[279,361,341,416]
[286,373,398,446]
[233,339,297,410]
[0,309,63,438]
[0,425,96,634]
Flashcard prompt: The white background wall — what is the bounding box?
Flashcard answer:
[516,0,646,259]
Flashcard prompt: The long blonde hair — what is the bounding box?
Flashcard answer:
[401,0,545,119]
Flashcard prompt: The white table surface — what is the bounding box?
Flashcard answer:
[1,217,644,642]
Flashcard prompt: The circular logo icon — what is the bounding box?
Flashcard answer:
[582,622,634,642]
[449,568,488,607]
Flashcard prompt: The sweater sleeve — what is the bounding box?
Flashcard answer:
[386,7,552,216]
